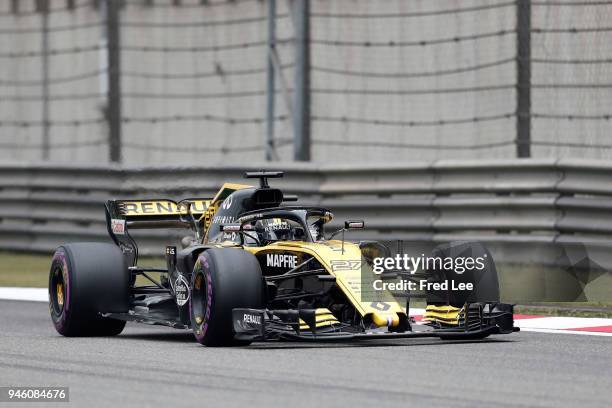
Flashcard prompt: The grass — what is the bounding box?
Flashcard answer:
[515,303,612,318]
[0,251,52,288]
[1,251,611,317]
[0,251,164,288]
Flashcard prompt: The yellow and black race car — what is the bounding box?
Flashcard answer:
[48,171,517,346]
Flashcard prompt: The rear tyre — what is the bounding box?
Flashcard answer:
[190,248,264,347]
[49,243,129,337]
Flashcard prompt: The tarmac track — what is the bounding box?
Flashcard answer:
[0,299,611,408]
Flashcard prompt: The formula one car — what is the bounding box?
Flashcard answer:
[49,171,517,346]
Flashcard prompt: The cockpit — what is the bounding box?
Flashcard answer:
[211,207,334,245]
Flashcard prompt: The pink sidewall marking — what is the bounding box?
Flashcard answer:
[50,249,71,331]
[192,255,213,342]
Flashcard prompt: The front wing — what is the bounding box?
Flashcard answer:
[232,302,518,342]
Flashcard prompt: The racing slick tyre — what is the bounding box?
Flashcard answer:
[425,241,500,341]
[190,248,264,347]
[49,243,129,337]
[426,241,500,306]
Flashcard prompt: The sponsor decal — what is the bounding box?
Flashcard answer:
[221,194,233,210]
[212,215,236,224]
[118,243,134,254]
[243,313,262,325]
[264,218,290,231]
[174,274,190,306]
[222,232,238,242]
[111,219,125,235]
[266,254,298,269]
[120,200,210,216]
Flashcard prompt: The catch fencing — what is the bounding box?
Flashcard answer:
[1,0,611,164]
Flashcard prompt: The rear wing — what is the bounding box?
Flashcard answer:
[104,198,212,266]
[108,199,211,227]
[104,182,256,265]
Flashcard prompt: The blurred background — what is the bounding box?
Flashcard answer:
[1,0,611,306]
[1,0,612,163]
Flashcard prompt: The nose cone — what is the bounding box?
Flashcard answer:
[372,312,400,328]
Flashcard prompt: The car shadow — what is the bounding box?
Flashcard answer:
[247,337,516,350]
[117,329,516,349]
[118,331,195,343]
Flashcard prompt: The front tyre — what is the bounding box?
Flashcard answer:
[426,241,500,340]
[190,248,264,347]
[49,243,129,337]
[426,241,500,307]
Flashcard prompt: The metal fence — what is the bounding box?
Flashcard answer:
[2,159,612,263]
[1,0,611,164]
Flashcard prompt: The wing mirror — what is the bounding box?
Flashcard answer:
[328,220,366,254]
[344,220,365,230]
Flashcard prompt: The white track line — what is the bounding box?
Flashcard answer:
[2,288,611,336]
[0,287,47,302]
[515,316,612,330]
[518,327,612,337]
[407,308,425,316]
